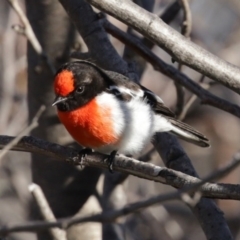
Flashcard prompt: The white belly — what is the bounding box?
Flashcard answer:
[95,92,172,155]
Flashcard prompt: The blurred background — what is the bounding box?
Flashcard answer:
[0,0,240,239]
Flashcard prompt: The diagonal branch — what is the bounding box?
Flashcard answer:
[7,0,42,54]
[0,135,240,200]
[7,0,55,74]
[0,105,45,161]
[102,20,240,118]
[175,0,193,116]
[29,183,67,240]
[142,0,181,48]
[179,0,192,38]
[86,0,240,95]
[0,189,199,235]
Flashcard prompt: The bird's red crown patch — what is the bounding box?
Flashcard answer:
[54,70,75,97]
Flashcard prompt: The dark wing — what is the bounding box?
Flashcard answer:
[140,85,175,117]
[104,71,175,117]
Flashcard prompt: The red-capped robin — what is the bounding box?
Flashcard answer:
[52,61,209,168]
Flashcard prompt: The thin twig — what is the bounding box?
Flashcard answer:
[179,0,192,38]
[178,94,197,120]
[179,82,209,120]
[29,183,67,240]
[7,0,42,53]
[0,105,45,161]
[7,0,55,74]
[174,82,185,116]
[147,205,184,240]
[181,192,202,207]
[175,0,193,116]
[0,11,18,133]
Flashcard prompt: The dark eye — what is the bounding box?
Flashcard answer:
[76,86,84,94]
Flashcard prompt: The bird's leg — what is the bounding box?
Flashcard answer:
[106,150,118,173]
[70,148,92,166]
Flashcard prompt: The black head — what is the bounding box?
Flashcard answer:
[53,61,108,111]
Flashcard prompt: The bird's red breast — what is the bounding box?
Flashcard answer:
[57,97,119,148]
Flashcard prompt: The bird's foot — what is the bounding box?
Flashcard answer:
[79,148,93,162]
[106,150,118,173]
[71,148,92,167]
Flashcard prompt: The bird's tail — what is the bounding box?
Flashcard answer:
[167,117,210,147]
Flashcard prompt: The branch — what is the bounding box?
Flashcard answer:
[142,0,181,48]
[173,81,185,116]
[1,151,240,235]
[103,20,240,118]
[174,0,193,116]
[179,76,207,120]
[29,184,67,240]
[86,0,240,95]
[0,190,192,235]
[179,0,192,38]
[123,0,181,78]
[0,105,45,161]
[160,0,181,25]
[122,0,155,79]
[7,0,41,54]
[0,135,240,200]
[7,0,55,74]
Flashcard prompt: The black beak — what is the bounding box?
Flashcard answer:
[52,96,68,106]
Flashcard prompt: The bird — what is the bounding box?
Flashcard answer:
[52,60,209,169]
